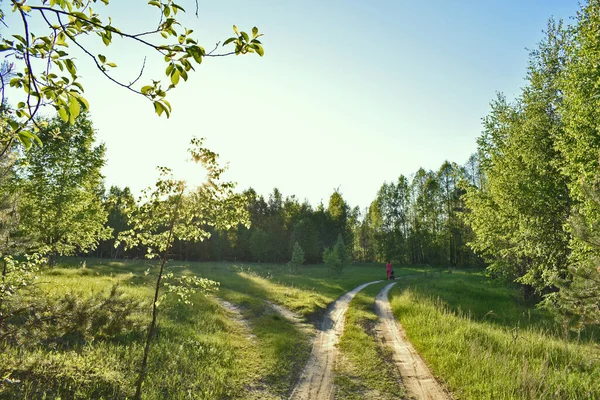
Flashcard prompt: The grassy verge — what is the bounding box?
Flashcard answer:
[389,270,600,400]
[0,266,261,399]
[335,282,406,400]
[1,257,415,399]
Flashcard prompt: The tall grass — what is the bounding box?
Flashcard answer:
[390,271,600,399]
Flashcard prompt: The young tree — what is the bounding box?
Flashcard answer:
[323,234,348,274]
[289,241,305,272]
[18,113,111,263]
[117,137,250,399]
[0,1,264,152]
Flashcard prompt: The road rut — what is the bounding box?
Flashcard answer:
[374,282,451,400]
[289,280,382,400]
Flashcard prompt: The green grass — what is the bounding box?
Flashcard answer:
[335,282,406,400]
[5,259,597,399]
[0,257,406,399]
[389,270,600,400]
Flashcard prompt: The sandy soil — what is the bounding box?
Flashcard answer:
[374,282,451,400]
[267,301,316,336]
[289,280,382,400]
[218,299,256,340]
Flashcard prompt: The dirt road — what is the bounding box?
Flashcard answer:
[374,282,451,400]
[289,280,382,400]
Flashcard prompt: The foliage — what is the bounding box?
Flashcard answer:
[323,234,348,274]
[1,283,144,347]
[117,137,249,399]
[96,186,136,259]
[0,0,264,151]
[17,113,111,261]
[464,19,571,297]
[544,179,600,329]
[289,241,304,272]
[0,253,43,333]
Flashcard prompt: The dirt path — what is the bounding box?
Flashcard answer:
[289,280,382,400]
[374,282,451,400]
[267,301,315,336]
[218,299,256,340]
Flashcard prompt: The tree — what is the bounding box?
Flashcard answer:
[96,186,135,259]
[328,188,351,245]
[18,113,111,263]
[289,241,305,272]
[0,0,264,152]
[118,137,250,399]
[323,234,348,274]
[465,20,571,295]
[291,218,320,263]
[546,179,600,329]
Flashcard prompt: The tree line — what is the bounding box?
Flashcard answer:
[87,159,484,268]
[0,110,482,269]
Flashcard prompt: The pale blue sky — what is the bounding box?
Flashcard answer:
[4,1,579,210]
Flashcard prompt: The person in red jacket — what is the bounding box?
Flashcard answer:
[386,260,392,280]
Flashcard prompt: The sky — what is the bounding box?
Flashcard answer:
[3,0,580,210]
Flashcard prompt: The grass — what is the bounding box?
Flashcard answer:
[0,257,403,399]
[389,270,600,400]
[335,281,406,400]
[4,259,597,399]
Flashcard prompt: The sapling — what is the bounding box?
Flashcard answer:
[118,137,250,399]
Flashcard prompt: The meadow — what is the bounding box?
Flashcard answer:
[389,270,600,399]
[1,259,598,399]
[0,258,392,399]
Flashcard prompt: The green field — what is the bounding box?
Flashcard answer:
[389,270,600,399]
[1,259,598,399]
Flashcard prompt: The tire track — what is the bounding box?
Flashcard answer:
[289,280,382,400]
[374,282,451,400]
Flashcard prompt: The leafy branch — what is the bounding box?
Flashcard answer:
[0,0,265,151]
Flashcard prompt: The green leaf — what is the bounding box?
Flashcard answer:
[252,27,258,38]
[241,32,249,42]
[58,107,69,122]
[78,96,90,111]
[101,32,110,46]
[98,54,106,64]
[154,101,165,116]
[254,43,264,57]
[233,25,240,36]
[69,96,81,118]
[18,130,42,149]
[170,70,180,85]
[65,59,76,75]
[141,85,153,94]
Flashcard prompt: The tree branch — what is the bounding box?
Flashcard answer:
[55,13,143,96]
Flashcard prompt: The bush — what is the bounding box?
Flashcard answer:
[1,284,145,348]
